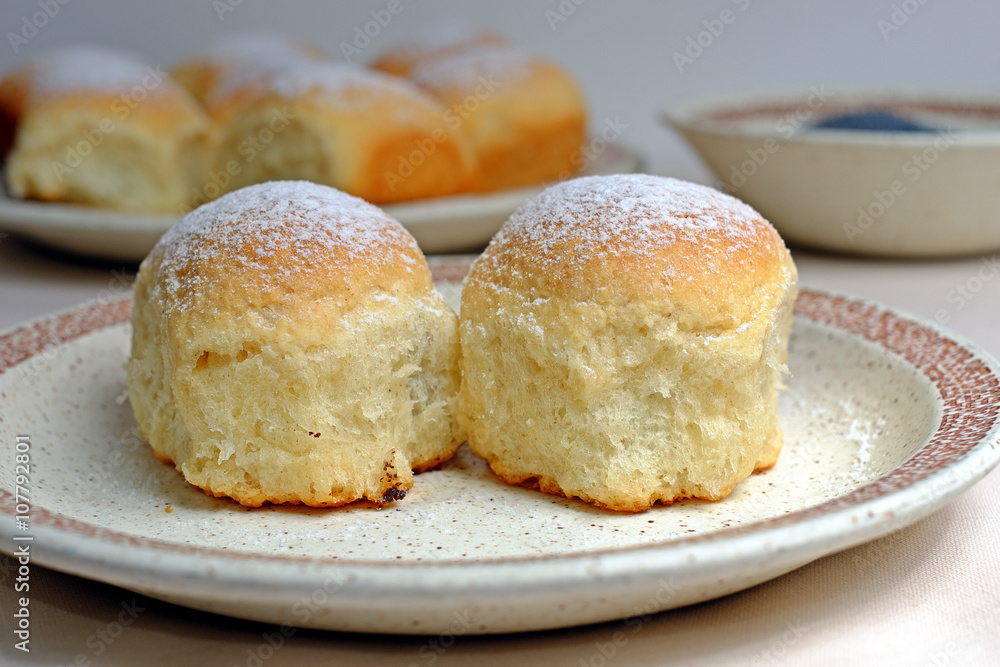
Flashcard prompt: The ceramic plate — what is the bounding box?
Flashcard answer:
[0,145,640,262]
[1,257,999,635]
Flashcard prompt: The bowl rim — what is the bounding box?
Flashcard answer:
[660,87,1000,147]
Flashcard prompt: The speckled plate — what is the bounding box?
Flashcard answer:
[1,259,999,635]
[0,144,639,262]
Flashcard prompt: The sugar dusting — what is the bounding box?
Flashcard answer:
[194,33,326,104]
[410,45,535,92]
[28,45,168,98]
[213,60,438,117]
[154,181,419,315]
[267,62,425,101]
[380,21,504,58]
[480,174,773,281]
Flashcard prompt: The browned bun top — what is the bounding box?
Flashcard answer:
[466,174,796,328]
[0,61,35,125]
[372,22,507,77]
[408,45,554,97]
[176,32,324,75]
[146,180,431,328]
[1,45,204,127]
[209,60,444,118]
[172,32,328,109]
[4,46,176,101]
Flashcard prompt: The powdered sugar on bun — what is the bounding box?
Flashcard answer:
[471,174,792,323]
[152,180,425,319]
[500,173,763,261]
[212,60,440,117]
[409,45,535,93]
[383,21,505,58]
[372,21,508,77]
[28,45,169,98]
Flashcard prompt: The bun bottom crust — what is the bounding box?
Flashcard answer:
[474,429,783,513]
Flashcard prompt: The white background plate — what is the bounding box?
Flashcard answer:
[1,265,998,635]
[0,144,639,261]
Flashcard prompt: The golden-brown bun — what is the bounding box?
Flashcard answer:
[208,62,477,204]
[170,32,328,115]
[128,180,462,507]
[458,174,798,512]
[0,60,34,158]
[2,46,210,213]
[409,46,587,192]
[371,23,508,78]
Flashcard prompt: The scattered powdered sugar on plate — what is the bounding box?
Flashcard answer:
[154,181,420,315]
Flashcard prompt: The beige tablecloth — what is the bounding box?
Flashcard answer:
[1,238,998,667]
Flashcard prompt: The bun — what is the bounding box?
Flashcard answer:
[170,33,327,116]
[409,46,587,192]
[371,22,508,78]
[128,181,462,507]
[2,46,210,213]
[458,174,798,512]
[207,62,477,204]
[0,59,34,158]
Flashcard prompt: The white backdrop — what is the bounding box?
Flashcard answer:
[2,0,997,182]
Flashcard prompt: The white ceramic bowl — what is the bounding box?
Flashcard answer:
[662,90,1000,257]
